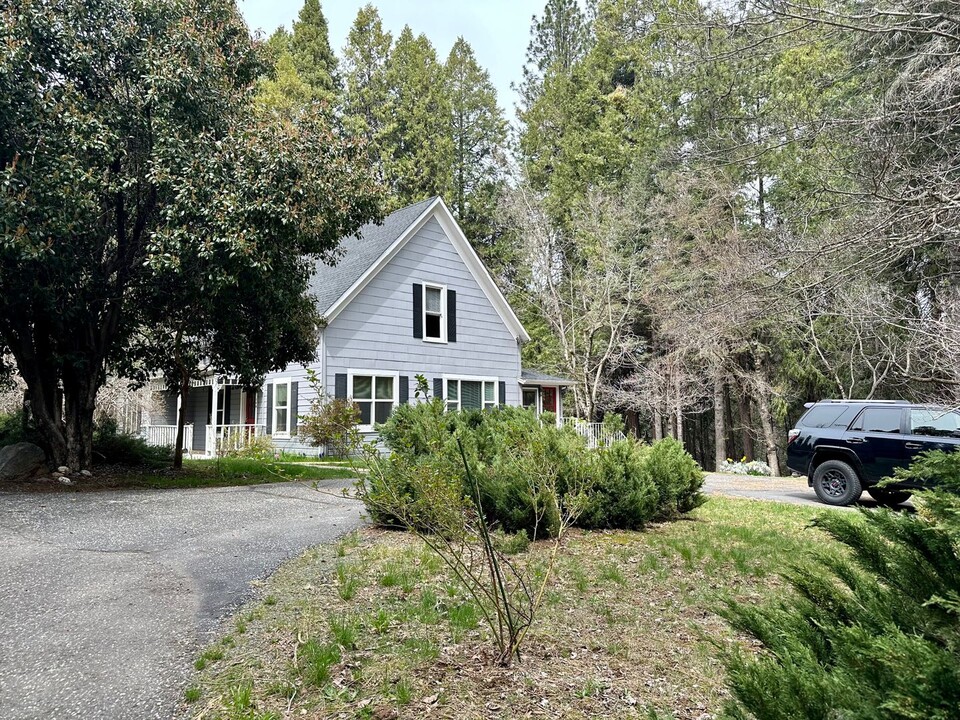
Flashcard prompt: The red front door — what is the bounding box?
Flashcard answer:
[245,392,256,425]
[542,387,557,414]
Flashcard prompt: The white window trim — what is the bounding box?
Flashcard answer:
[348,369,400,431]
[443,375,498,411]
[272,379,292,438]
[422,282,447,344]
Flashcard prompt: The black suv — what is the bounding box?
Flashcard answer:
[787,400,960,506]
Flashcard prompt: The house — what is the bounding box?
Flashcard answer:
[141,197,574,456]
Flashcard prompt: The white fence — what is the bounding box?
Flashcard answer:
[562,417,627,449]
[205,424,267,457]
[140,424,193,452]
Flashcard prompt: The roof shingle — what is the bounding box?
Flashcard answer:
[309,196,438,315]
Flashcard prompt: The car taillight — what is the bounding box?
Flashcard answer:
[788,428,800,444]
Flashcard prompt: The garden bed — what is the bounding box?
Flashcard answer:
[180,496,843,720]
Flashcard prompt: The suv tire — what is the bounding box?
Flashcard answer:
[812,459,863,506]
[867,487,912,506]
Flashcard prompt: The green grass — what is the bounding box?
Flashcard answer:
[134,457,355,490]
[187,496,845,719]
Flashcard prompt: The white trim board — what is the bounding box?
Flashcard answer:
[322,198,530,343]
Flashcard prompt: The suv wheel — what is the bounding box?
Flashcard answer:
[812,460,863,506]
[867,487,912,506]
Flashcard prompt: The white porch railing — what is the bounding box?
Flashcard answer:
[562,417,626,449]
[141,424,193,452]
[205,424,267,457]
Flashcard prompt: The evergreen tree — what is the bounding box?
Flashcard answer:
[445,37,507,250]
[290,0,339,98]
[518,0,590,112]
[341,4,393,167]
[380,26,453,208]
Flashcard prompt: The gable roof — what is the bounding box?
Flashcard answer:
[313,197,530,343]
[308,196,438,315]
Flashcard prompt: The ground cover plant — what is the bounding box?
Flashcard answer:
[181,496,843,719]
[721,450,960,719]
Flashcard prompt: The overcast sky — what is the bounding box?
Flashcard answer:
[238,0,545,114]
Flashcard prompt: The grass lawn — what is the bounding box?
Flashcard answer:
[181,497,845,720]
[4,457,358,492]
[137,457,357,489]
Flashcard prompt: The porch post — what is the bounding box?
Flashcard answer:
[210,375,219,456]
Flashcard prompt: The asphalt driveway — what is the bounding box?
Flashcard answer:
[0,480,363,720]
[703,472,913,510]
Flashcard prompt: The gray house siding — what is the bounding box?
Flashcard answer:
[324,216,520,394]
[260,214,522,456]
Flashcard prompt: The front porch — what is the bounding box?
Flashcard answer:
[139,375,264,456]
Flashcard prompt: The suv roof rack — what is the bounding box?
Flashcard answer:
[824,399,910,403]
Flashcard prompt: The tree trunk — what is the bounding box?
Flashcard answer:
[738,393,754,462]
[713,372,727,471]
[653,407,663,441]
[62,369,100,471]
[755,390,781,476]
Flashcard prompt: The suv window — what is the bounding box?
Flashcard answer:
[850,407,902,434]
[799,405,851,428]
[909,408,960,438]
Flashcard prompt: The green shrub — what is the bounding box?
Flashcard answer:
[641,437,705,518]
[363,403,705,536]
[92,418,171,466]
[721,450,960,720]
[579,439,658,530]
[0,410,39,447]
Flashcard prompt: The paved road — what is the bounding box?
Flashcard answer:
[703,472,912,510]
[0,480,363,720]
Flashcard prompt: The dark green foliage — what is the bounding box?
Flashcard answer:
[92,419,172,467]
[643,437,707,517]
[721,451,960,719]
[0,411,37,447]
[579,439,658,530]
[364,402,704,537]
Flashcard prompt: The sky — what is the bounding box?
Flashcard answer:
[238,0,546,114]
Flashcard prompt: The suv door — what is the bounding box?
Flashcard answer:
[903,408,960,484]
[842,406,907,483]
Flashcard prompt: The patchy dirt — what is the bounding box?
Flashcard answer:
[182,498,833,720]
[0,464,179,492]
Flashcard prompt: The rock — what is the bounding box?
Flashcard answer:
[0,442,46,483]
[80,469,93,477]
[57,465,70,474]
[58,476,73,485]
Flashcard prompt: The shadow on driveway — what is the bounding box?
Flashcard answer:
[703,473,915,512]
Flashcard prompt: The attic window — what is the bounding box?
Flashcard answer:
[424,284,446,342]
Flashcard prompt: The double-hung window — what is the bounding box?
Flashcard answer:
[445,377,497,411]
[350,372,398,428]
[423,284,446,342]
[273,380,291,436]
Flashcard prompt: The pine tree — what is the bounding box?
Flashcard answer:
[290,0,339,98]
[445,37,507,249]
[380,26,453,208]
[518,0,590,112]
[341,5,392,141]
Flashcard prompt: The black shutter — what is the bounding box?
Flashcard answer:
[265,384,273,434]
[290,381,299,432]
[207,386,213,424]
[334,374,347,399]
[433,377,443,400]
[412,283,423,338]
[222,388,231,424]
[499,381,506,407]
[447,289,457,342]
[399,376,409,405]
